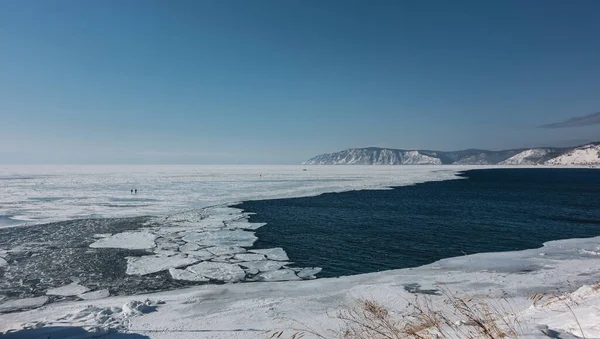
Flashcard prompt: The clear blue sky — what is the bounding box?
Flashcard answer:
[1,0,600,164]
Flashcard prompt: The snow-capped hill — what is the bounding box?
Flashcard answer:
[401,151,442,165]
[453,153,494,165]
[545,143,600,165]
[304,143,599,166]
[499,149,554,165]
[302,148,442,165]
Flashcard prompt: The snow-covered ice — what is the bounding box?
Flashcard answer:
[233,253,266,262]
[205,245,246,256]
[46,283,90,297]
[255,269,301,282]
[125,255,200,276]
[89,231,156,250]
[168,267,210,282]
[78,289,110,300]
[4,235,600,338]
[238,260,288,272]
[181,249,214,260]
[249,248,290,261]
[178,242,200,253]
[296,267,322,279]
[184,262,246,282]
[0,296,48,313]
[0,165,463,226]
[181,229,257,247]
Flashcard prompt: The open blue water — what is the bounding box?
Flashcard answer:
[236,168,600,277]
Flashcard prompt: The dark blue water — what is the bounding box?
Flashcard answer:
[236,169,600,277]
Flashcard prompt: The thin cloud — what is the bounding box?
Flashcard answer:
[540,112,600,128]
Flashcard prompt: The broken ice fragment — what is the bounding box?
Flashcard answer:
[238,260,287,272]
[78,289,110,300]
[255,269,301,282]
[249,248,289,261]
[169,267,210,282]
[233,253,266,262]
[297,267,322,279]
[182,230,257,247]
[46,282,90,296]
[0,296,48,312]
[185,262,246,282]
[206,246,246,256]
[179,242,201,253]
[126,255,199,275]
[90,232,156,250]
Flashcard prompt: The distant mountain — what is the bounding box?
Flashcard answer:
[498,149,556,165]
[545,142,600,165]
[303,143,600,166]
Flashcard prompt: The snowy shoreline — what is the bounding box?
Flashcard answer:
[2,234,600,338]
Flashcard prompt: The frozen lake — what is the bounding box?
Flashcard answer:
[0,165,462,226]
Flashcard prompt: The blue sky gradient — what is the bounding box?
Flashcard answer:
[1,0,600,164]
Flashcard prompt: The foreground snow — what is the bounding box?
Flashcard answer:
[2,234,600,338]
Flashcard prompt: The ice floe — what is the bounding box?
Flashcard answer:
[185,262,246,282]
[182,229,257,247]
[296,267,322,279]
[89,231,156,250]
[80,206,320,285]
[233,253,266,262]
[254,269,301,282]
[168,267,210,282]
[125,255,199,276]
[78,289,110,300]
[46,283,90,297]
[0,296,48,313]
[178,242,200,253]
[205,246,246,256]
[249,248,289,261]
[238,260,288,272]
[183,249,214,260]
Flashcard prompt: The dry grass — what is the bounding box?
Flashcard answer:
[269,283,600,338]
[334,290,523,339]
[266,289,525,339]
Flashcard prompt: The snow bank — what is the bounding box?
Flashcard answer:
[3,235,600,338]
